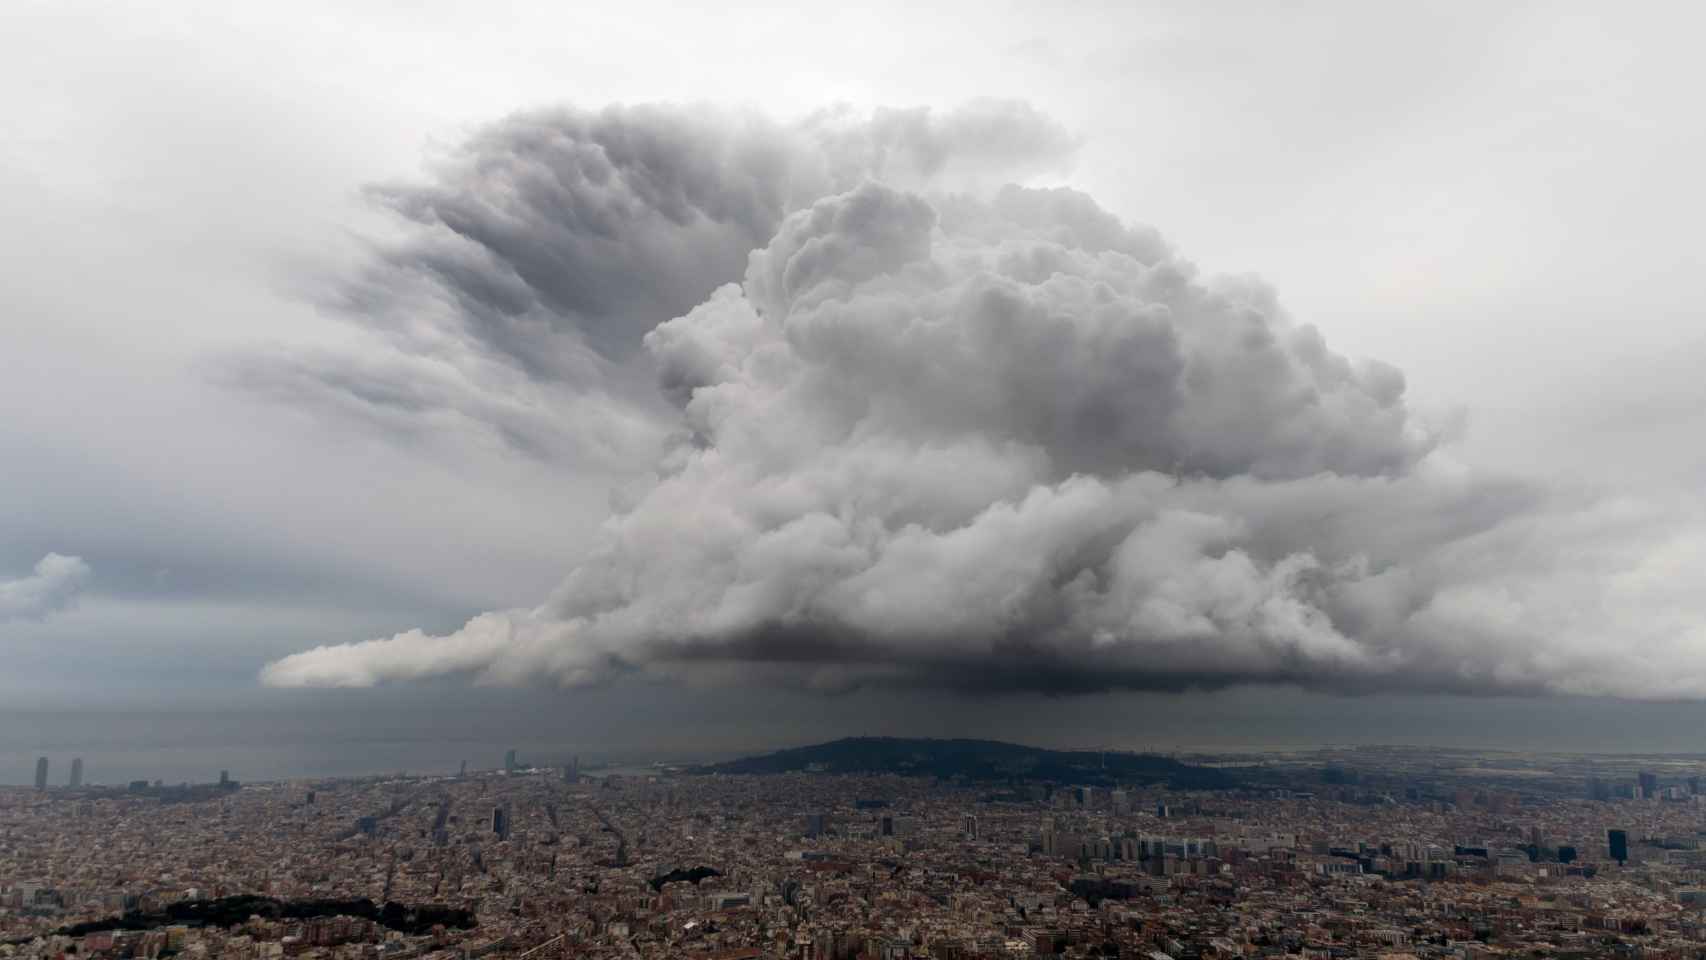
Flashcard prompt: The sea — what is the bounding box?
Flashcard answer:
[10,685,1706,786]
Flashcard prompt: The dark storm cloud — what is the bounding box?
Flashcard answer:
[350,104,792,368]
[260,104,1706,701]
[225,101,1076,463]
[0,553,91,622]
[351,100,1078,368]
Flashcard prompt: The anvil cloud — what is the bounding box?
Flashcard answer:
[259,103,1706,699]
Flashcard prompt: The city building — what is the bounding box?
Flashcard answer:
[1609,828,1629,863]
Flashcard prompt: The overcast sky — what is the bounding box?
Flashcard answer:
[5,1,1706,733]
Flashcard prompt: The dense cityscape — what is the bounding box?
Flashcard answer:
[9,742,1706,959]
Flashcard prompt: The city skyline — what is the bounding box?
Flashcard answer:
[10,737,1706,957]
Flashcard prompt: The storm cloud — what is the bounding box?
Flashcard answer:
[0,553,91,623]
[259,104,1706,700]
[226,101,1077,465]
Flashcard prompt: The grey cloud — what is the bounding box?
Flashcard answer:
[0,553,91,622]
[352,105,791,369]
[349,99,1076,368]
[231,100,1076,467]
[215,347,666,467]
[799,101,1080,198]
[263,168,1706,700]
[731,181,1429,481]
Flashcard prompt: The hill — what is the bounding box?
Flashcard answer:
[697,737,1237,789]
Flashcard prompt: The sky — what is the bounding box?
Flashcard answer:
[4,1,1706,755]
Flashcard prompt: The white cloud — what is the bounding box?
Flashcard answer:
[0,553,92,623]
[266,168,1706,699]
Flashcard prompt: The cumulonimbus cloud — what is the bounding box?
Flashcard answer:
[259,103,1706,700]
[0,553,92,622]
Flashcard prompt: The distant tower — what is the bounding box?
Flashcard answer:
[34,757,48,791]
[459,760,467,778]
[68,758,83,789]
[219,769,230,787]
[492,804,511,840]
[504,749,518,774]
[1608,828,1629,864]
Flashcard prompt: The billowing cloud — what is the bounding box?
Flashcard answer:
[352,99,1074,367]
[224,100,1077,465]
[0,553,92,623]
[259,138,1706,700]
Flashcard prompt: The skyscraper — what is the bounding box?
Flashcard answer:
[68,758,83,788]
[1639,771,1658,799]
[1608,828,1629,864]
[34,757,48,791]
[493,804,511,840]
[504,749,517,774]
